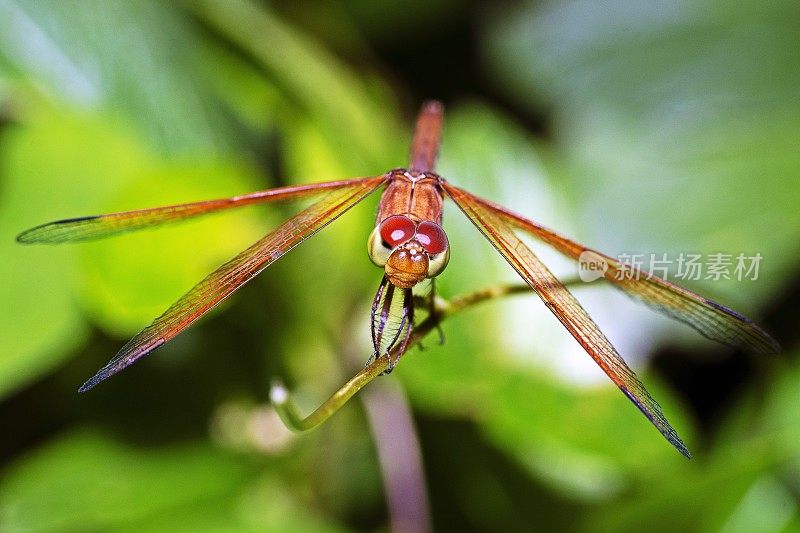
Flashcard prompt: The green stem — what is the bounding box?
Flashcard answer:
[270,357,387,432]
[270,279,583,432]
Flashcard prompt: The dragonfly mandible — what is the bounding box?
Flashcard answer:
[17,101,779,457]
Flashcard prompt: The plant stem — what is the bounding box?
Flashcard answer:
[269,281,580,431]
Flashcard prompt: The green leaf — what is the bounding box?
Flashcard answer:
[76,162,266,337]
[188,0,402,170]
[0,181,85,399]
[486,0,800,314]
[0,430,351,532]
[0,431,252,532]
[4,109,264,396]
[0,110,153,398]
[0,0,235,154]
[760,356,800,459]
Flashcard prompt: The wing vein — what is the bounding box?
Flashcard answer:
[443,182,691,457]
[456,192,779,354]
[78,176,385,391]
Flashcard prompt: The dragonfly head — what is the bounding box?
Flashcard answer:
[368,214,450,288]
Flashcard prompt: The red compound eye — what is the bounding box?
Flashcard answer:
[416,221,448,255]
[379,215,416,247]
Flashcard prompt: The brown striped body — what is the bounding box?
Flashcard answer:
[368,101,449,289]
[376,100,445,227]
[376,171,444,226]
[409,100,443,173]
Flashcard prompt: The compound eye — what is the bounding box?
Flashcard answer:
[416,221,448,255]
[426,247,450,278]
[367,226,391,267]
[379,215,417,247]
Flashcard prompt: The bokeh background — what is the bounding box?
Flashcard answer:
[1,1,799,531]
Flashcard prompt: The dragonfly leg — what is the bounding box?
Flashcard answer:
[413,280,442,351]
[387,288,414,371]
[369,276,390,366]
[428,279,446,346]
[371,276,415,371]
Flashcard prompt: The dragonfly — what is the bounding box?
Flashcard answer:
[18,101,779,457]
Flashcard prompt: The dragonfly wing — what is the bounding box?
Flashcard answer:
[462,193,779,354]
[17,177,379,244]
[78,176,386,392]
[443,182,691,457]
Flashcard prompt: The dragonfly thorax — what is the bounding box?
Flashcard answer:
[368,214,450,287]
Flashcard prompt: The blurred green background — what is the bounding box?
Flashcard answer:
[1,0,799,531]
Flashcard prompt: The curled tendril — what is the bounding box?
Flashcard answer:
[270,281,569,432]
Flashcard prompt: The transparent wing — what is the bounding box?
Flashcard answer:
[78,176,386,392]
[17,177,377,244]
[443,182,691,457]
[461,193,779,354]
